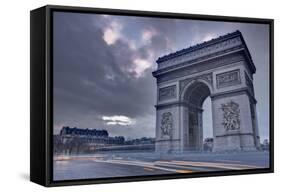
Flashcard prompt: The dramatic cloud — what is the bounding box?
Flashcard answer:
[141,27,157,43]
[53,12,270,141]
[102,115,134,126]
[132,58,152,78]
[103,21,123,45]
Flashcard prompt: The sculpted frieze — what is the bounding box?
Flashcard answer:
[216,69,241,88]
[159,85,176,101]
[158,37,242,70]
[156,54,244,83]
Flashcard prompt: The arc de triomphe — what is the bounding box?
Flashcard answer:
[152,31,260,153]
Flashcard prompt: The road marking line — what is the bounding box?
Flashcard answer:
[94,159,193,173]
[93,158,262,173]
[155,162,212,171]
[215,160,241,163]
[143,168,155,171]
[169,160,261,170]
[176,170,193,173]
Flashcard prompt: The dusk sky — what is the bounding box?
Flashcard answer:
[53,11,270,141]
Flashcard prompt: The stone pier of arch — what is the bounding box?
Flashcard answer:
[152,31,260,153]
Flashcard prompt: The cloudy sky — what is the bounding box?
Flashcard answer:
[53,11,270,141]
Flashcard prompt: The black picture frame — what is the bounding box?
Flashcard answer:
[30,5,274,187]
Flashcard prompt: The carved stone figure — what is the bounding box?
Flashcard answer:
[160,112,173,138]
[221,101,240,131]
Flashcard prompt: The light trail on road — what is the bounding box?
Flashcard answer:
[53,152,269,180]
[91,158,261,173]
[94,159,193,173]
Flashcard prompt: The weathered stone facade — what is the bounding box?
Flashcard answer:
[152,31,260,153]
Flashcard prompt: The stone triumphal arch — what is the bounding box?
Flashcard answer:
[152,31,260,153]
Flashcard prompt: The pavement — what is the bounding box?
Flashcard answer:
[53,151,270,181]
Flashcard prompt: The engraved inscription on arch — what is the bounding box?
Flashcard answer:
[216,69,241,88]
[159,85,176,101]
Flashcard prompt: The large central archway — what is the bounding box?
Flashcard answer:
[153,31,260,153]
[181,80,211,151]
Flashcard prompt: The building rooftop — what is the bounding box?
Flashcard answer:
[60,126,109,137]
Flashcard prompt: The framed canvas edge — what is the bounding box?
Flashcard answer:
[30,4,274,187]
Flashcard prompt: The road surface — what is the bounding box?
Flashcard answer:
[53,151,269,181]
